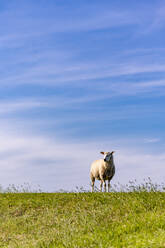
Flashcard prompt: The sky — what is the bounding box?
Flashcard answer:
[0,0,165,191]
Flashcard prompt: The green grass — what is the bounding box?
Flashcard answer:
[0,190,165,248]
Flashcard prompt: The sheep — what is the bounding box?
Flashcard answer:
[90,151,115,192]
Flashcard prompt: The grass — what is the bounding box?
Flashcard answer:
[0,182,165,247]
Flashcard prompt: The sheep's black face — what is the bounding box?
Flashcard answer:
[104,153,112,162]
[100,151,115,162]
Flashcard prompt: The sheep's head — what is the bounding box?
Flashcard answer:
[100,151,115,162]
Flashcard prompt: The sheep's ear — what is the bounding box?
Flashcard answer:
[100,151,104,155]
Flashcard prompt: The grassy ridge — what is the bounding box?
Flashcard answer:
[0,192,165,248]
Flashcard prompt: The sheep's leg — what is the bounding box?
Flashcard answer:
[91,176,95,192]
[91,180,95,192]
[104,181,107,192]
[100,180,103,192]
[108,180,110,192]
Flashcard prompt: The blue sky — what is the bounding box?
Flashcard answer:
[0,0,165,191]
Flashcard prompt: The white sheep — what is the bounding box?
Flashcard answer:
[90,151,115,192]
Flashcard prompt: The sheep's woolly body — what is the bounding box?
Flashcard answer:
[90,159,115,181]
[90,153,115,192]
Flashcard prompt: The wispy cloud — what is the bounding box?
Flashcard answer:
[0,94,164,120]
[142,3,165,33]
[0,3,138,36]
[0,0,162,52]
[1,60,165,88]
[0,99,48,114]
[144,138,160,143]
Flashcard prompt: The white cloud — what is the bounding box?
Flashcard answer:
[144,138,160,143]
[0,99,48,114]
[0,1,162,52]
[136,80,165,89]
[0,96,164,128]
[1,60,165,90]
[0,4,137,37]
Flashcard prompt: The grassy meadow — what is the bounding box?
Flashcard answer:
[0,183,165,248]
